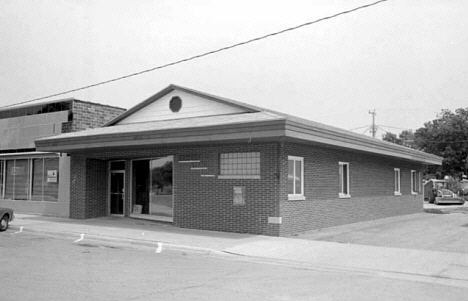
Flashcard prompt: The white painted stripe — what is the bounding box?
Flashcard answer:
[191,167,207,170]
[74,234,85,243]
[155,242,162,253]
[178,160,201,163]
[201,174,215,177]
[13,226,23,234]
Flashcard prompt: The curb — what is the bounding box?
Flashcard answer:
[219,251,468,289]
[424,208,451,214]
[8,225,468,289]
[424,207,468,214]
[8,225,228,257]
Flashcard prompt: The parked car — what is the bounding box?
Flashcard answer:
[0,207,14,231]
[460,180,468,196]
[434,189,465,205]
[424,179,448,203]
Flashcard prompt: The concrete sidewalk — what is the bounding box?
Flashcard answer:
[424,201,468,214]
[8,214,468,288]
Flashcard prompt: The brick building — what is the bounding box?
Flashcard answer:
[35,85,442,236]
[0,98,125,217]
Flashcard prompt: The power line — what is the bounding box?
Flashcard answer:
[379,125,412,131]
[1,0,389,109]
[378,126,390,134]
[349,124,370,131]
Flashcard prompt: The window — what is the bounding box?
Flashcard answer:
[169,96,182,112]
[4,160,15,199]
[1,158,59,201]
[411,170,420,194]
[0,100,72,120]
[219,152,260,179]
[394,168,401,195]
[31,158,44,201]
[0,161,3,198]
[288,156,304,200]
[10,159,30,200]
[42,158,59,202]
[110,161,125,171]
[339,162,350,198]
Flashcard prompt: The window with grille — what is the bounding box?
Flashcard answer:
[219,152,260,176]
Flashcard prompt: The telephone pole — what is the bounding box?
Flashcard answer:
[368,109,377,138]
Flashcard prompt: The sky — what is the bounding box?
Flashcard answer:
[1,0,467,138]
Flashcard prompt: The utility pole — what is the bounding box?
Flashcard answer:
[368,109,377,138]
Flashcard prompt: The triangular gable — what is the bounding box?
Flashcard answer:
[109,84,259,126]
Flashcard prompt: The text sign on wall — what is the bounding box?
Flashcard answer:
[11,167,24,175]
[47,170,58,183]
[233,186,245,206]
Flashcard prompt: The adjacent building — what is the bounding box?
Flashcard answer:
[34,85,442,236]
[0,99,125,217]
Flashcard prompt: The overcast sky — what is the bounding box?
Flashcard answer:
[1,0,467,138]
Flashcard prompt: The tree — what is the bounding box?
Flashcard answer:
[151,161,173,193]
[414,108,468,178]
[382,132,402,145]
[382,130,415,148]
[399,130,416,148]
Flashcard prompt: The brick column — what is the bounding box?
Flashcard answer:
[69,156,108,219]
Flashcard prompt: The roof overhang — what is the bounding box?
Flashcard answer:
[0,151,59,159]
[35,118,442,166]
[35,120,286,152]
[284,120,442,165]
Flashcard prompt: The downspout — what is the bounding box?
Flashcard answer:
[276,137,284,236]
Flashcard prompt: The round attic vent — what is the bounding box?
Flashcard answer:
[169,96,182,112]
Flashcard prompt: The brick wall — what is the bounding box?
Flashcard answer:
[175,143,279,236]
[68,141,425,236]
[70,156,109,218]
[85,159,108,218]
[68,143,281,236]
[279,142,424,236]
[62,100,125,133]
[69,156,87,219]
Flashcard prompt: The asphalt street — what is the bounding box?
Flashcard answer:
[2,231,467,301]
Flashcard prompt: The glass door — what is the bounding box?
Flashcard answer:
[110,171,125,215]
[150,156,173,221]
[132,156,173,222]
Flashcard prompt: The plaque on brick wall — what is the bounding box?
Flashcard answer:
[233,186,245,206]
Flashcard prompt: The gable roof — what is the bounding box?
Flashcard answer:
[35,84,442,165]
[105,84,261,126]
